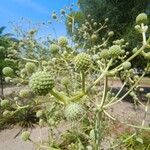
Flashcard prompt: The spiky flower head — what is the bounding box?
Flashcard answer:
[25,62,36,74]
[1,99,9,107]
[2,67,13,77]
[74,53,92,71]
[29,71,54,95]
[108,45,124,57]
[21,131,30,141]
[99,49,110,59]
[122,62,131,70]
[136,13,148,25]
[64,103,84,121]
[58,36,68,47]
[49,44,59,55]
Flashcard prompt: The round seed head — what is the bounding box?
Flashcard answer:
[2,67,14,77]
[122,62,131,70]
[60,9,65,15]
[108,31,114,37]
[99,50,110,59]
[64,103,84,121]
[109,45,124,57]
[52,13,57,19]
[136,13,148,24]
[91,34,98,41]
[74,53,92,71]
[49,44,59,54]
[29,71,54,95]
[58,36,68,47]
[25,62,36,74]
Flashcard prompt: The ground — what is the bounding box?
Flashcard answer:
[0,78,150,150]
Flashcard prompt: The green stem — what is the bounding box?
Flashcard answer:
[99,76,108,108]
[112,44,146,72]
[141,98,149,127]
[69,91,86,102]
[105,82,126,107]
[110,133,136,149]
[21,57,38,63]
[95,71,108,150]
[105,71,146,108]
[95,110,102,150]
[65,85,70,96]
[50,89,68,105]
[86,59,113,93]
[81,71,86,93]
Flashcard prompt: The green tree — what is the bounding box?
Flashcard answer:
[66,0,150,69]
[0,26,16,98]
[78,0,149,36]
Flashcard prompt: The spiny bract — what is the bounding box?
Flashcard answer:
[29,71,54,95]
[64,103,84,121]
[74,53,92,71]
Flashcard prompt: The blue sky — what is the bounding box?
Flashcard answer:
[0,0,77,38]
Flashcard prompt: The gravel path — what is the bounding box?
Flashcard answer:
[0,127,49,150]
[1,83,150,150]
